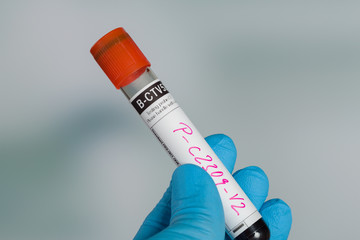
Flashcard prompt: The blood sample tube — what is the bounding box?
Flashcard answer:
[90,27,270,240]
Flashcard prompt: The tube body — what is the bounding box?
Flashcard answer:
[122,68,268,239]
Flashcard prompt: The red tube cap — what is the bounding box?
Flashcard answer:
[90,28,151,89]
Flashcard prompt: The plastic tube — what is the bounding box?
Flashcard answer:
[90,27,270,240]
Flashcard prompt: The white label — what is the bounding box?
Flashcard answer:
[131,80,261,238]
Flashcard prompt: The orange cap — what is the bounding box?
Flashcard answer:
[90,28,151,89]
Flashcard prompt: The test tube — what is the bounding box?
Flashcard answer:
[90,27,270,240]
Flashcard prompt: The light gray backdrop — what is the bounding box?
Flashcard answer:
[1,1,359,239]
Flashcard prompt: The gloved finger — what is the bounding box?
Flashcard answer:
[135,134,236,239]
[150,164,225,240]
[205,134,237,173]
[133,186,172,239]
[233,166,269,210]
[260,199,292,240]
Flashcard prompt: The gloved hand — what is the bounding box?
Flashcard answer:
[133,134,292,240]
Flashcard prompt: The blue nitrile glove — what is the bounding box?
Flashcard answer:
[133,134,292,240]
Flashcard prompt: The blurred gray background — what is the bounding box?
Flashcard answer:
[1,0,359,239]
